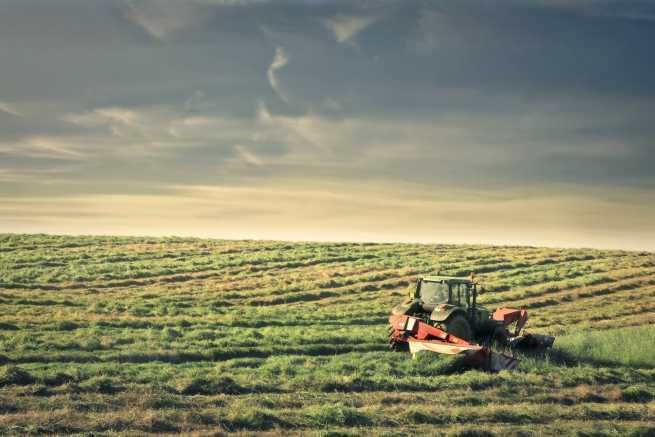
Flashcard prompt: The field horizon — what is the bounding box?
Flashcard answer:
[3,232,651,254]
[1,233,654,436]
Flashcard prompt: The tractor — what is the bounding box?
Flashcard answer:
[388,275,554,371]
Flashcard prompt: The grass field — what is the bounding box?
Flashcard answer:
[0,234,654,436]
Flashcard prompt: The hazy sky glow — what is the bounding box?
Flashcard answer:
[1,0,654,250]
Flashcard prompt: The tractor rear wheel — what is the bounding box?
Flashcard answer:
[443,314,473,341]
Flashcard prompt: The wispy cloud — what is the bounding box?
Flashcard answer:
[0,101,22,117]
[267,46,289,102]
[234,144,264,166]
[323,14,378,44]
[62,103,294,165]
[66,106,158,142]
[0,167,72,183]
[0,136,88,161]
[124,0,202,40]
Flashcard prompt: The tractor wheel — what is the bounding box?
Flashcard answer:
[491,326,509,346]
[388,332,409,352]
[389,339,409,352]
[443,314,473,341]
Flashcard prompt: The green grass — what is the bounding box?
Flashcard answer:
[555,325,655,368]
[0,234,654,436]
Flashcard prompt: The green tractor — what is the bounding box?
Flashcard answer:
[389,275,552,352]
[388,275,554,370]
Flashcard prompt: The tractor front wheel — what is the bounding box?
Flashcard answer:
[388,329,409,352]
[389,339,409,352]
[443,314,473,342]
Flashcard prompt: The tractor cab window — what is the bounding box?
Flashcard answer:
[419,281,450,304]
[455,283,470,306]
[453,283,462,305]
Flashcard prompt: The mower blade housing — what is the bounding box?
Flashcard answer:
[508,333,556,349]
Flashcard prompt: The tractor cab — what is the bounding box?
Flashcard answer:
[414,276,475,307]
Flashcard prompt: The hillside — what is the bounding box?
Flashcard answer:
[0,234,654,436]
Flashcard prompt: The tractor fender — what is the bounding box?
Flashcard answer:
[391,299,421,316]
[429,305,465,323]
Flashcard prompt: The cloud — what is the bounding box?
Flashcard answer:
[184,90,216,113]
[65,106,160,143]
[323,15,378,44]
[234,144,264,166]
[0,167,72,183]
[19,92,655,194]
[124,0,203,40]
[59,102,294,170]
[0,136,88,161]
[267,46,290,102]
[124,0,276,41]
[0,102,22,117]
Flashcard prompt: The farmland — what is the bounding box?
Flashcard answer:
[0,234,654,436]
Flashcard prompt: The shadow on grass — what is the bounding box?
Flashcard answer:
[0,322,19,330]
[176,375,250,395]
[304,404,373,427]
[221,409,290,432]
[252,291,339,306]
[0,366,35,386]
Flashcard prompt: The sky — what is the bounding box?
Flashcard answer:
[0,0,654,250]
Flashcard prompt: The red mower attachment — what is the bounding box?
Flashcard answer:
[388,314,519,372]
[492,308,528,336]
[492,308,555,349]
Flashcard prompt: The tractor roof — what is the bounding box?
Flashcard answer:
[421,275,476,284]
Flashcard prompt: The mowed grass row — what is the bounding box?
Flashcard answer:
[1,234,654,436]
